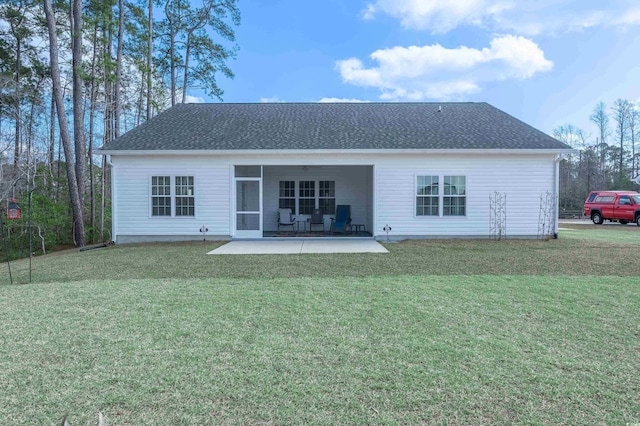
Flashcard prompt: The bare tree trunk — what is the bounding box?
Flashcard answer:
[13,37,21,169]
[49,94,55,171]
[44,0,85,247]
[114,0,124,138]
[72,0,86,209]
[181,32,191,103]
[147,0,152,120]
[88,22,98,240]
[137,72,144,126]
[165,0,176,106]
[103,23,113,149]
[27,97,35,174]
[180,4,214,104]
[170,26,176,106]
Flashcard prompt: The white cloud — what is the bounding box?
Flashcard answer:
[615,8,640,26]
[184,95,205,104]
[361,0,510,33]
[318,97,370,103]
[260,97,284,103]
[336,35,552,100]
[362,0,640,35]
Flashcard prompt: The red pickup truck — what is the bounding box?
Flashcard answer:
[583,190,640,225]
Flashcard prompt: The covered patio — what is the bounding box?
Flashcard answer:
[234,165,374,239]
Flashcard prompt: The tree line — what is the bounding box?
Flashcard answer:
[1,0,239,252]
[556,99,640,212]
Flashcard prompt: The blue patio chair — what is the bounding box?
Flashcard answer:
[330,205,352,234]
[277,208,295,231]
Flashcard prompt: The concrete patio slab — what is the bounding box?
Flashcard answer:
[208,239,388,255]
[208,240,303,255]
[300,240,388,254]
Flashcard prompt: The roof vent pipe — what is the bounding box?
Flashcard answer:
[438,105,442,112]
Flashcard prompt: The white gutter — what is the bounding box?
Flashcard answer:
[96,148,576,156]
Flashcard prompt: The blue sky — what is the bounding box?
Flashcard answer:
[191,0,640,137]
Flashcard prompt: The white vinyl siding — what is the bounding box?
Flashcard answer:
[111,152,558,242]
[112,156,231,241]
[376,154,556,237]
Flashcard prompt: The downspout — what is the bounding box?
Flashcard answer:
[106,155,116,243]
[554,154,562,237]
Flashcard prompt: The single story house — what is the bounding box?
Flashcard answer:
[97,102,572,243]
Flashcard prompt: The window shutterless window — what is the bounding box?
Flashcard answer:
[416,175,466,217]
[175,176,195,216]
[298,180,315,215]
[443,176,466,216]
[150,175,195,217]
[319,180,336,214]
[279,180,296,213]
[151,176,172,216]
[280,180,337,215]
[416,176,439,216]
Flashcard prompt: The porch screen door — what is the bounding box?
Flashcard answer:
[235,177,262,238]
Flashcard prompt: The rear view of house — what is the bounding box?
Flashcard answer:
[97,102,572,243]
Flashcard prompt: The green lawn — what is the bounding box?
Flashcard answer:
[5,232,640,284]
[560,222,640,245]
[1,231,639,424]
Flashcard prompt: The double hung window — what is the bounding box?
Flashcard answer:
[416,176,439,216]
[443,176,466,216]
[151,175,195,217]
[151,176,172,216]
[298,181,316,215]
[416,175,466,217]
[278,181,296,211]
[318,181,336,214]
[175,176,195,216]
[278,180,336,215]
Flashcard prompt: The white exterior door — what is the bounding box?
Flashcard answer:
[234,177,262,238]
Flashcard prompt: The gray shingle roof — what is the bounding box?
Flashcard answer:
[99,102,570,151]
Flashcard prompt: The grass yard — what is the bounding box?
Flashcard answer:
[1,230,639,424]
[560,222,640,245]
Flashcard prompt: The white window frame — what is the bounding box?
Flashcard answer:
[443,175,466,217]
[415,174,467,217]
[175,176,195,217]
[318,180,336,215]
[416,175,439,217]
[151,176,172,217]
[279,180,336,215]
[278,180,296,213]
[149,175,196,218]
[298,180,316,215]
